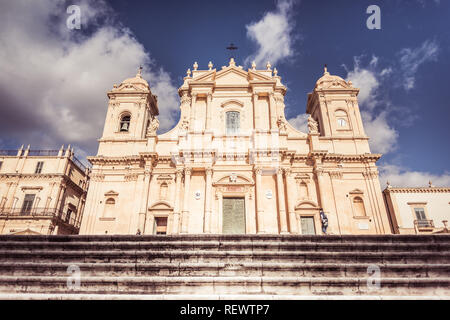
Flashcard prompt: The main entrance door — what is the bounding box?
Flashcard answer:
[222,197,245,234]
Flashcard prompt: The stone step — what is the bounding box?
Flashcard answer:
[1,240,449,252]
[1,275,449,296]
[1,262,448,278]
[1,234,449,244]
[1,249,448,264]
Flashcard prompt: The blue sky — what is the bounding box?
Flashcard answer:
[0,0,448,186]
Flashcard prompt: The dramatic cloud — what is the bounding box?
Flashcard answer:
[0,0,178,158]
[379,163,450,187]
[245,0,297,67]
[345,55,398,154]
[361,111,398,154]
[398,39,439,90]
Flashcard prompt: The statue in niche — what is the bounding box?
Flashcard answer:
[277,116,287,133]
[308,115,319,134]
[147,117,159,135]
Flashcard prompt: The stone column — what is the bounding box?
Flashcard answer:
[252,93,259,130]
[172,169,183,234]
[268,92,277,130]
[284,168,298,233]
[277,168,288,234]
[206,93,212,131]
[217,191,223,233]
[204,168,213,233]
[189,93,197,131]
[315,165,340,234]
[181,167,192,233]
[139,167,152,234]
[255,167,265,233]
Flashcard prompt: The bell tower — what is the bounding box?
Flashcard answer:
[99,68,159,149]
[306,66,370,154]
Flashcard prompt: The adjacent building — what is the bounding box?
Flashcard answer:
[0,145,89,235]
[80,59,392,235]
[383,182,450,234]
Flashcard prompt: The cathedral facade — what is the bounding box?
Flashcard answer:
[79,59,392,235]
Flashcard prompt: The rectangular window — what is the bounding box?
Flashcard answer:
[226,111,240,135]
[21,194,35,215]
[35,161,44,174]
[0,161,3,171]
[414,208,431,227]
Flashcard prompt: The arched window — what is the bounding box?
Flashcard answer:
[226,111,240,135]
[119,114,131,132]
[353,196,366,216]
[103,198,115,217]
[335,110,349,128]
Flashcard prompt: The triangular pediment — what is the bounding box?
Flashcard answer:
[214,67,250,86]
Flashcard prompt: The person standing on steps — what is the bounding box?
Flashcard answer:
[320,208,328,234]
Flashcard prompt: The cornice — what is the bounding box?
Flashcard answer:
[384,187,450,194]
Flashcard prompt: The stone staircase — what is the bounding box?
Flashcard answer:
[0,234,449,299]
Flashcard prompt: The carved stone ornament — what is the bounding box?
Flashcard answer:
[277,116,287,133]
[308,115,319,134]
[147,117,159,135]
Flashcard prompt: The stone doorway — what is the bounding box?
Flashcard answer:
[222,197,246,234]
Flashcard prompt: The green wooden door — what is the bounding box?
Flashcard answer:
[300,216,316,235]
[222,198,245,234]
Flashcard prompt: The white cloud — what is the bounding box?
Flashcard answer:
[245,0,297,67]
[379,163,450,187]
[361,111,398,154]
[0,0,178,157]
[345,57,381,110]
[398,39,439,90]
[287,113,308,133]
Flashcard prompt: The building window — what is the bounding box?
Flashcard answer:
[353,196,367,217]
[335,110,349,128]
[337,118,347,127]
[414,208,431,227]
[120,114,131,132]
[0,161,3,171]
[226,111,240,135]
[154,217,168,235]
[21,194,35,215]
[35,161,44,174]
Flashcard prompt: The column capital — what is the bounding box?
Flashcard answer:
[175,168,183,178]
[276,167,284,176]
[254,166,263,175]
[184,167,192,176]
[205,167,213,176]
[283,168,292,176]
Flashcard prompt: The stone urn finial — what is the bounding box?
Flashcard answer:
[208,61,213,71]
[251,61,256,70]
[193,61,198,71]
[266,61,271,70]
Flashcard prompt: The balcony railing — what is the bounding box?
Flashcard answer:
[71,156,87,172]
[0,207,81,229]
[0,150,18,156]
[414,219,434,229]
[27,150,60,156]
